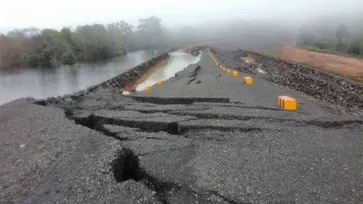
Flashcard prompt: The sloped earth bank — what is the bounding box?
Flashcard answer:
[211,48,363,115]
[1,47,363,203]
[280,47,363,81]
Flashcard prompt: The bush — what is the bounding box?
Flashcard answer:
[114,50,125,56]
[24,55,39,67]
[62,52,77,66]
[298,44,321,52]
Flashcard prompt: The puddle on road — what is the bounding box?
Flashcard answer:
[136,50,201,91]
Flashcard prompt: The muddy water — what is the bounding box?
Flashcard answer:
[0,51,157,105]
[136,51,201,91]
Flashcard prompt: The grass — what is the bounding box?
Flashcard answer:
[257,48,283,58]
[298,44,363,59]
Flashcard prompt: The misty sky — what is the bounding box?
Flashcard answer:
[0,0,361,32]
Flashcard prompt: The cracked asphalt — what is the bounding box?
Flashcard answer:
[0,49,362,204]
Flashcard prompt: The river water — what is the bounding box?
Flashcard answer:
[0,50,201,105]
[136,51,201,91]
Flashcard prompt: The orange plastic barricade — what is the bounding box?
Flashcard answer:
[145,86,152,91]
[244,77,253,84]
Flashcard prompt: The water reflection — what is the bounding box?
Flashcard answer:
[0,50,156,105]
[136,51,201,91]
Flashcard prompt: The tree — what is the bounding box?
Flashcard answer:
[117,20,134,52]
[297,25,317,45]
[0,17,176,69]
[41,29,65,66]
[336,24,349,51]
[107,23,125,55]
[75,24,112,61]
[0,35,25,69]
[347,35,362,55]
[137,16,163,53]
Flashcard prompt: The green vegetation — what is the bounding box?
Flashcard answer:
[0,16,173,69]
[61,51,78,66]
[257,48,283,58]
[297,18,363,58]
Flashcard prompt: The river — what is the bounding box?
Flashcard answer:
[0,50,201,105]
[136,51,201,91]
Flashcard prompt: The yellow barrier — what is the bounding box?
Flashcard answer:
[222,67,226,71]
[145,86,152,91]
[244,77,253,84]
[278,96,289,107]
[216,62,219,66]
[219,65,223,69]
[232,71,239,77]
[278,96,297,111]
[157,80,163,85]
[284,97,297,111]
[226,69,231,74]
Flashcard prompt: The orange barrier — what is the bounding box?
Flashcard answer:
[145,86,152,91]
[157,80,163,85]
[278,96,297,111]
[244,77,253,84]
[278,96,289,107]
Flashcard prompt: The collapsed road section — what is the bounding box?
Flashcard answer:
[0,46,362,204]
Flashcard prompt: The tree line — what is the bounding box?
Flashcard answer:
[0,16,174,69]
[297,18,363,57]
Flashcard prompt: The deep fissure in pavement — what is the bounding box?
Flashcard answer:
[96,118,181,135]
[64,110,181,203]
[65,109,182,137]
[66,109,94,129]
[188,65,202,84]
[132,96,230,104]
[111,148,143,182]
[172,111,362,129]
[63,108,242,203]
[110,147,241,204]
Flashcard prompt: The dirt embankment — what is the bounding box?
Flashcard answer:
[280,47,363,82]
[212,48,363,114]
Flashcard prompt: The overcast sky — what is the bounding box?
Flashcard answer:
[0,0,361,32]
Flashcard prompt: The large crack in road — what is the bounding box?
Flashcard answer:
[57,87,362,203]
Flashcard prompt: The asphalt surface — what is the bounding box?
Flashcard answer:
[0,49,362,204]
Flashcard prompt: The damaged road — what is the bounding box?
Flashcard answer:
[1,48,363,204]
